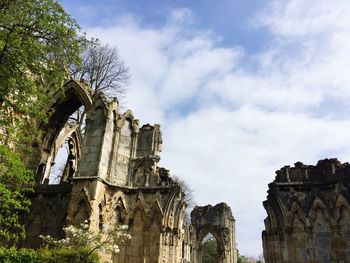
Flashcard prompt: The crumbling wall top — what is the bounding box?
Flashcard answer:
[274,158,350,184]
[190,202,234,237]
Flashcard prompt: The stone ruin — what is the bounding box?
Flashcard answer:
[25,80,237,263]
[263,158,350,263]
[191,204,236,263]
[19,79,350,263]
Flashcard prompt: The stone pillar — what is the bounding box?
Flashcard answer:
[77,94,118,180]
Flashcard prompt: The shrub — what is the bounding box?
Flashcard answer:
[0,145,34,246]
[0,248,36,263]
[0,247,99,263]
[40,221,131,256]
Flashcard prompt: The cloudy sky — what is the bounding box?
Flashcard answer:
[61,0,350,257]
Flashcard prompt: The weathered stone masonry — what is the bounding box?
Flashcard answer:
[25,80,237,263]
[263,158,350,263]
[191,203,236,263]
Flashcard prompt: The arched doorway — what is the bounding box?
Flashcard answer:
[191,203,237,263]
[200,233,222,263]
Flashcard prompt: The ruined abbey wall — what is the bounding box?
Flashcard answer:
[25,80,237,263]
[28,80,350,263]
[263,159,350,263]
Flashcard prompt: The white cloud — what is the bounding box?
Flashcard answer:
[255,0,350,37]
[86,1,350,256]
[249,0,350,112]
[169,8,194,25]
[88,16,242,121]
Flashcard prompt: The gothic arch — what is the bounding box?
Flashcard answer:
[173,199,186,229]
[338,205,350,233]
[129,196,148,223]
[151,200,164,216]
[110,193,129,213]
[288,201,308,228]
[263,194,287,231]
[40,122,82,184]
[163,186,182,226]
[61,80,93,109]
[263,202,278,233]
[148,200,164,227]
[113,196,128,225]
[191,203,236,263]
[335,194,350,222]
[73,199,91,225]
[309,197,332,227]
[41,80,92,153]
[197,229,226,263]
[37,80,93,183]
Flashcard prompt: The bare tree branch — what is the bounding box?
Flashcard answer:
[172,175,195,207]
[71,43,130,98]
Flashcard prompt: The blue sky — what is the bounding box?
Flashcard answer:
[61,0,350,257]
[62,0,269,53]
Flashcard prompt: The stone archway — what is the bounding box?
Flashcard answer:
[25,80,93,247]
[198,231,225,263]
[36,80,92,184]
[191,203,237,263]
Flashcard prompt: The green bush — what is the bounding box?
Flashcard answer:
[0,145,35,246]
[0,248,36,263]
[0,247,99,263]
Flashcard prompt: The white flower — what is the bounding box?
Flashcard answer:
[119,225,128,230]
[113,244,120,253]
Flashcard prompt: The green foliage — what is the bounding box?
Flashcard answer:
[0,247,36,263]
[0,145,34,246]
[0,0,87,247]
[37,248,99,263]
[40,222,131,259]
[201,237,219,263]
[0,0,87,148]
[237,250,264,263]
[0,247,99,263]
[237,254,245,263]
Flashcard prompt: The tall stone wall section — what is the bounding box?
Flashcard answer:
[263,158,350,263]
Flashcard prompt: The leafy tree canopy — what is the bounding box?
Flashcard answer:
[0,0,87,147]
[0,0,88,246]
[0,0,130,248]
